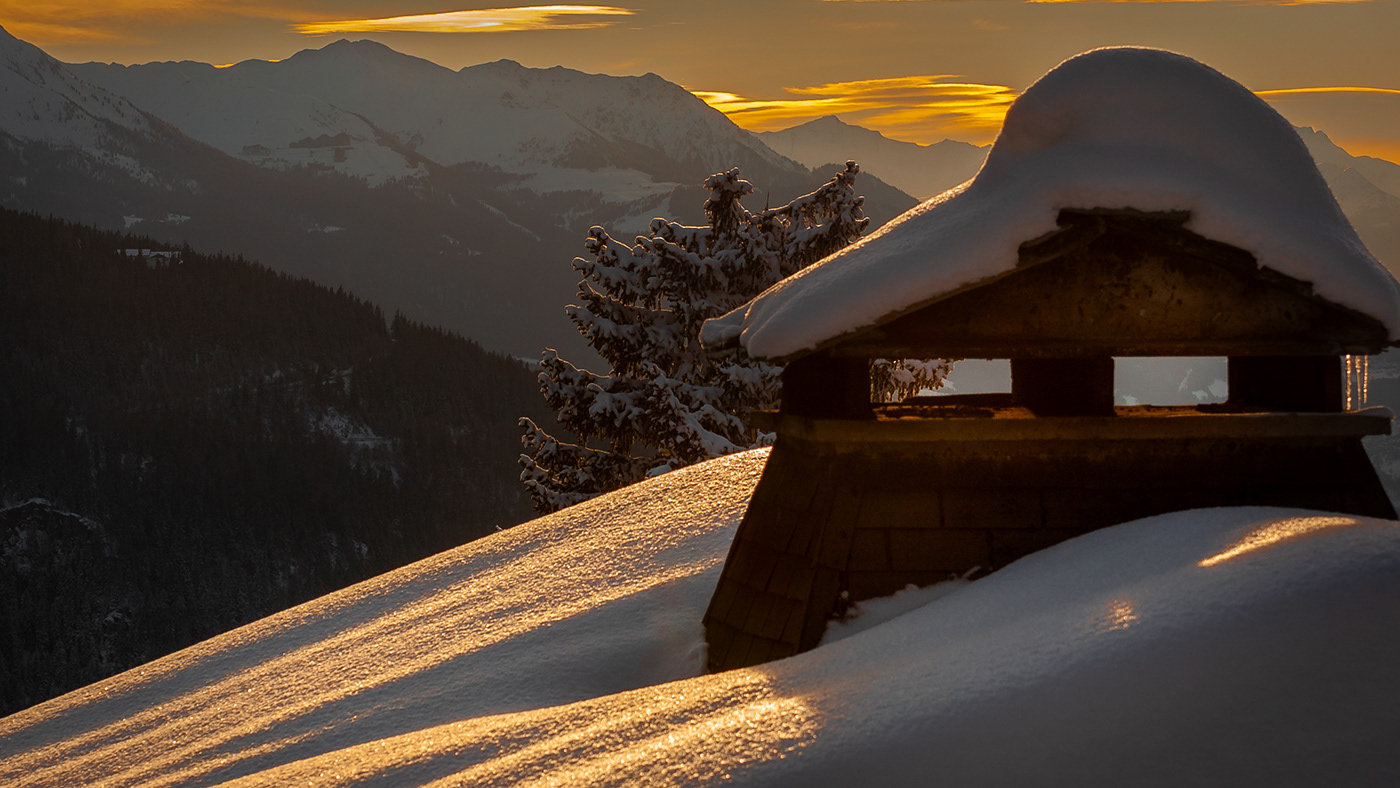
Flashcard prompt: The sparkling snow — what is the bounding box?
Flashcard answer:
[706,48,1400,358]
[0,451,764,787]
[3,448,1399,786]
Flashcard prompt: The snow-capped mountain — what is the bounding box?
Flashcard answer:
[0,29,148,143]
[63,55,427,186]
[0,22,580,361]
[3,26,916,365]
[1298,125,1400,199]
[0,25,170,185]
[1295,127,1400,274]
[70,40,800,206]
[757,114,987,199]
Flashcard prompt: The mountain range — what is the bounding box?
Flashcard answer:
[6,24,1400,359]
[758,115,988,200]
[66,40,792,197]
[0,26,916,365]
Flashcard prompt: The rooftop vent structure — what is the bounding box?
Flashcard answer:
[699,48,1400,672]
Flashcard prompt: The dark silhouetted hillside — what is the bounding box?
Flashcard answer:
[0,209,552,715]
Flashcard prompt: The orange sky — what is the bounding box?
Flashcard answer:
[3,1,1397,161]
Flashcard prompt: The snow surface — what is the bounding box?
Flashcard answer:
[64,58,427,186]
[0,451,764,787]
[706,48,1400,358]
[0,25,158,183]
[4,447,1400,786]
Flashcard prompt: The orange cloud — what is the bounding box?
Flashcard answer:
[0,1,303,44]
[1255,86,1400,162]
[294,6,635,36]
[700,77,1400,153]
[1256,86,1400,98]
[694,76,1017,145]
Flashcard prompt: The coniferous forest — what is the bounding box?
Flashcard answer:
[0,209,553,715]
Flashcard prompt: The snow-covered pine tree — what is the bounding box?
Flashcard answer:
[519,162,950,513]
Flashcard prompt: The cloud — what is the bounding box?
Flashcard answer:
[0,2,636,44]
[0,1,303,44]
[694,76,1018,144]
[1256,86,1400,98]
[1254,86,1400,162]
[700,78,1400,154]
[294,6,636,36]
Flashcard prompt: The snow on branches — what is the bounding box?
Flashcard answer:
[519,162,948,513]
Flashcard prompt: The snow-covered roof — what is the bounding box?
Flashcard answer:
[703,48,1400,360]
[6,449,1400,784]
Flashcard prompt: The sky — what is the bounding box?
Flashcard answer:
[2,1,1398,161]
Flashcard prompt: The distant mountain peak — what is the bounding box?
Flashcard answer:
[759,117,986,199]
[320,38,398,55]
[0,21,46,62]
[0,24,156,147]
[282,37,447,75]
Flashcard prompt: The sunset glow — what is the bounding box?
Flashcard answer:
[295,6,636,36]
[0,1,299,44]
[695,75,1400,155]
[1254,86,1400,160]
[2,0,1396,162]
[695,77,1018,144]
[1099,598,1139,632]
[1257,86,1400,98]
[216,671,816,787]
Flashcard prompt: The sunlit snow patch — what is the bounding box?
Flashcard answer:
[0,450,768,787]
[84,504,1400,788]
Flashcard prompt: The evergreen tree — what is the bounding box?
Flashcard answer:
[519,163,950,513]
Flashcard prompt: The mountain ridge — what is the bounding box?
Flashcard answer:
[758,114,987,200]
[7,27,923,365]
[67,37,802,196]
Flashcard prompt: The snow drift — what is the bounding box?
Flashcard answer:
[706,47,1400,357]
[3,448,1399,786]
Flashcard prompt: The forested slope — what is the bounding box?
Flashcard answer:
[0,210,550,715]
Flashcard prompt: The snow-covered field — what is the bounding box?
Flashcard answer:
[3,448,1398,786]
